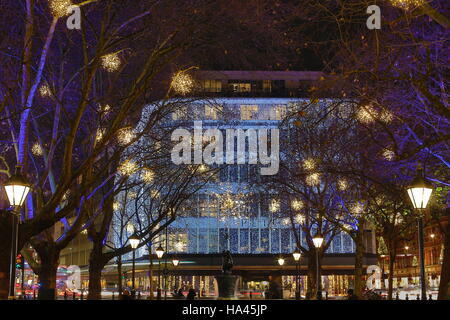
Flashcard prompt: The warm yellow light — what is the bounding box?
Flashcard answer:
[338,179,348,191]
[302,158,316,171]
[269,198,280,213]
[141,169,155,183]
[291,199,304,211]
[113,202,121,211]
[171,71,194,95]
[39,84,52,98]
[277,258,285,266]
[101,53,121,72]
[356,105,377,124]
[306,173,320,186]
[117,128,136,146]
[383,149,395,161]
[390,0,424,10]
[32,142,43,156]
[118,160,138,176]
[48,0,73,18]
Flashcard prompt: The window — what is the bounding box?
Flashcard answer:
[205,104,222,120]
[240,105,259,120]
[172,107,187,120]
[270,105,287,120]
[202,80,222,92]
[231,83,251,92]
[263,80,271,92]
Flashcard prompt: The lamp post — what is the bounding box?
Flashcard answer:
[292,248,301,300]
[155,245,164,300]
[172,257,179,293]
[406,168,433,300]
[129,234,140,297]
[312,233,324,300]
[4,165,31,300]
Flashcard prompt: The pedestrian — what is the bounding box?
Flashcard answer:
[428,294,432,300]
[64,291,68,300]
[156,288,162,300]
[121,289,132,300]
[416,294,420,300]
[177,288,185,299]
[405,293,409,300]
[395,292,399,300]
[186,288,196,300]
[347,289,358,300]
[325,291,328,300]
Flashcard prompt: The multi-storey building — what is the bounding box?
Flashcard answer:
[108,71,377,299]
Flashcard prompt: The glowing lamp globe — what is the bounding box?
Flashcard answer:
[312,234,324,248]
[277,258,285,266]
[407,169,433,209]
[155,245,165,259]
[172,259,180,266]
[4,166,31,207]
[129,234,140,249]
[292,249,301,261]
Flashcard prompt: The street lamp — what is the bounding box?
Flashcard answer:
[312,233,324,300]
[277,257,285,266]
[172,259,180,267]
[292,248,301,300]
[407,168,433,300]
[155,245,164,299]
[129,234,140,297]
[3,165,31,300]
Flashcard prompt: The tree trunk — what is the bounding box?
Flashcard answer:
[438,221,450,300]
[36,247,59,300]
[0,212,13,299]
[354,228,364,299]
[387,252,396,300]
[117,256,123,297]
[306,251,318,299]
[88,240,106,300]
[148,253,154,299]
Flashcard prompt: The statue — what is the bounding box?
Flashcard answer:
[215,250,237,299]
[222,250,233,274]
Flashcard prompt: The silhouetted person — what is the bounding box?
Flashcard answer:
[64,291,68,300]
[156,288,162,300]
[405,293,409,300]
[177,288,185,299]
[395,292,399,300]
[187,288,196,300]
[347,289,358,300]
[121,289,132,300]
[428,294,432,300]
[416,294,420,300]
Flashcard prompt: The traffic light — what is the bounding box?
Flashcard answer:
[15,254,23,269]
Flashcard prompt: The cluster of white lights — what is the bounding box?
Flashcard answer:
[291,199,304,211]
[101,53,121,72]
[171,72,194,95]
[306,173,320,186]
[118,159,138,176]
[48,0,72,18]
[31,142,43,156]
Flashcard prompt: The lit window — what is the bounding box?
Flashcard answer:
[231,83,251,92]
[205,105,222,120]
[270,105,287,120]
[263,80,271,92]
[202,80,222,92]
[172,107,187,120]
[240,105,259,120]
